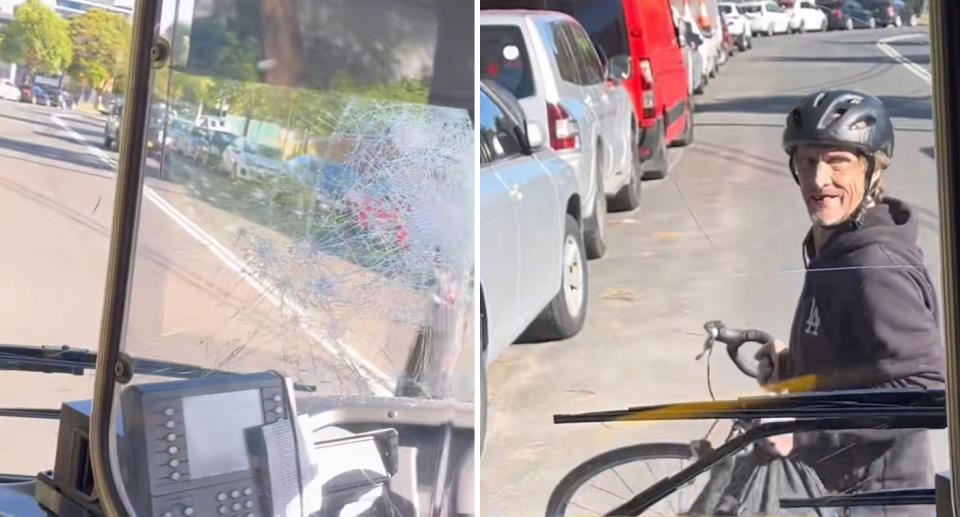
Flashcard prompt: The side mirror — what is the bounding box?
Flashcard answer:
[606,55,632,82]
[526,121,545,151]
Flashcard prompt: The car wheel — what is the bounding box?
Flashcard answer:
[583,165,607,259]
[846,17,854,30]
[869,17,876,28]
[104,135,113,149]
[641,122,669,180]
[799,21,806,33]
[821,19,828,31]
[767,23,774,36]
[909,13,917,26]
[671,96,695,148]
[609,124,643,212]
[516,214,588,343]
[894,15,902,27]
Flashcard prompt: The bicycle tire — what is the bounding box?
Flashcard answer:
[546,442,698,517]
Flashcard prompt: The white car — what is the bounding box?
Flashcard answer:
[742,1,792,35]
[479,81,586,368]
[787,0,829,32]
[221,137,287,181]
[0,79,21,102]
[719,2,754,51]
[480,11,639,260]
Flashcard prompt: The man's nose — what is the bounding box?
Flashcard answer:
[813,160,834,188]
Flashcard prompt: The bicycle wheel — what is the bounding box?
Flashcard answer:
[546,442,702,517]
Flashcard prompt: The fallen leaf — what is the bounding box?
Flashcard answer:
[601,288,637,301]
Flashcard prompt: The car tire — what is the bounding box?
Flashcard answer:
[104,135,113,149]
[821,19,828,31]
[894,15,902,27]
[641,123,669,180]
[609,125,642,212]
[909,13,917,26]
[671,96,695,148]
[767,23,774,36]
[869,17,876,28]
[516,214,588,343]
[583,166,607,260]
[846,17,854,30]
[799,21,807,33]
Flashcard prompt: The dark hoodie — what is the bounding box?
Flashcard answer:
[783,198,946,514]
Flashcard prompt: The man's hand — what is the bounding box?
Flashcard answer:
[755,339,788,387]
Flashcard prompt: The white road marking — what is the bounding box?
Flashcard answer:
[876,33,931,85]
[51,113,394,396]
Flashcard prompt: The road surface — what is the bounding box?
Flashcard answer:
[0,98,468,474]
[481,28,943,516]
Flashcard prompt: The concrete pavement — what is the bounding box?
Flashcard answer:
[481,27,943,517]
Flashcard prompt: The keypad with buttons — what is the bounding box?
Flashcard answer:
[261,387,286,424]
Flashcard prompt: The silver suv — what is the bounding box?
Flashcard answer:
[480,10,639,259]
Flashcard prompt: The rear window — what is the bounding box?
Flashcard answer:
[719,4,733,14]
[480,25,536,100]
[544,0,629,60]
[743,4,762,12]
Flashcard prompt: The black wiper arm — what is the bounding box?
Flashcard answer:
[0,344,317,392]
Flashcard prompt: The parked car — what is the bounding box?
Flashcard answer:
[165,118,196,155]
[675,10,708,95]
[892,0,918,26]
[719,2,753,51]
[197,128,239,165]
[58,90,74,109]
[784,0,829,31]
[103,100,122,149]
[480,10,638,259]
[818,0,876,28]
[478,80,586,366]
[0,79,21,101]
[221,137,287,181]
[31,85,53,106]
[742,1,792,35]
[860,0,912,26]
[480,0,693,181]
[18,85,33,103]
[720,12,736,58]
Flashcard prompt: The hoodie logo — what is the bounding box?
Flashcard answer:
[805,298,821,336]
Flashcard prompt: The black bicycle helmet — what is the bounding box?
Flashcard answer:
[783,90,894,229]
[783,90,894,159]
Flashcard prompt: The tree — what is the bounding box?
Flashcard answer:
[68,8,131,108]
[0,0,73,79]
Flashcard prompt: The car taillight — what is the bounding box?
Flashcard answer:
[546,103,579,151]
[638,59,654,88]
[887,5,895,15]
[642,91,656,120]
[833,9,842,17]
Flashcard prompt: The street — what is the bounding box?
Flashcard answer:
[481,27,944,516]
[0,99,439,474]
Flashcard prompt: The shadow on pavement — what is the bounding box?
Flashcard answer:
[698,94,932,120]
[760,54,931,65]
[0,112,62,131]
[0,136,112,171]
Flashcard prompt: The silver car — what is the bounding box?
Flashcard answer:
[479,81,586,368]
[480,10,638,260]
[221,137,287,181]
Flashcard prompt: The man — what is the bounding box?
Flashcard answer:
[757,90,946,515]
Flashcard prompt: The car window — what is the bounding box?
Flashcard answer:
[767,3,782,12]
[550,21,584,85]
[719,4,733,14]
[479,89,523,164]
[743,4,762,13]
[544,0,630,64]
[480,25,536,100]
[567,22,604,86]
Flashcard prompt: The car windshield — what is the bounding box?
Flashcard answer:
[480,24,536,100]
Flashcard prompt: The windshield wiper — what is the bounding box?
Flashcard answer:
[0,344,317,392]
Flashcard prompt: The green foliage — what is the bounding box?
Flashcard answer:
[67,8,131,91]
[0,0,73,76]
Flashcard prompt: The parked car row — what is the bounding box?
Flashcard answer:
[479,0,734,368]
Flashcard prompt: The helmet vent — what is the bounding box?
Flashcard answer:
[812,92,827,107]
[849,115,876,130]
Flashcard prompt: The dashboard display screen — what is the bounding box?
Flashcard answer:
[182,389,265,478]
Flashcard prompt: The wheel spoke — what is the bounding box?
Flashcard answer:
[586,481,627,501]
[611,466,633,494]
[569,499,601,515]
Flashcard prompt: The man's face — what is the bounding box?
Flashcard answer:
[794,145,868,227]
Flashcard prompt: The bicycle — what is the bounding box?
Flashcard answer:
[545,321,947,517]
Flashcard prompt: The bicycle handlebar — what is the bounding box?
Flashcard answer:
[700,320,775,379]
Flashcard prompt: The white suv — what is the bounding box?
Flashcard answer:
[480,10,639,260]
[788,0,829,32]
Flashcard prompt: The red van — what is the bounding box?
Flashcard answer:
[480,0,693,179]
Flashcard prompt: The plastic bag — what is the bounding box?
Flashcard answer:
[687,445,839,517]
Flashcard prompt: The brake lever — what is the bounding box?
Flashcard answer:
[695,320,723,361]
